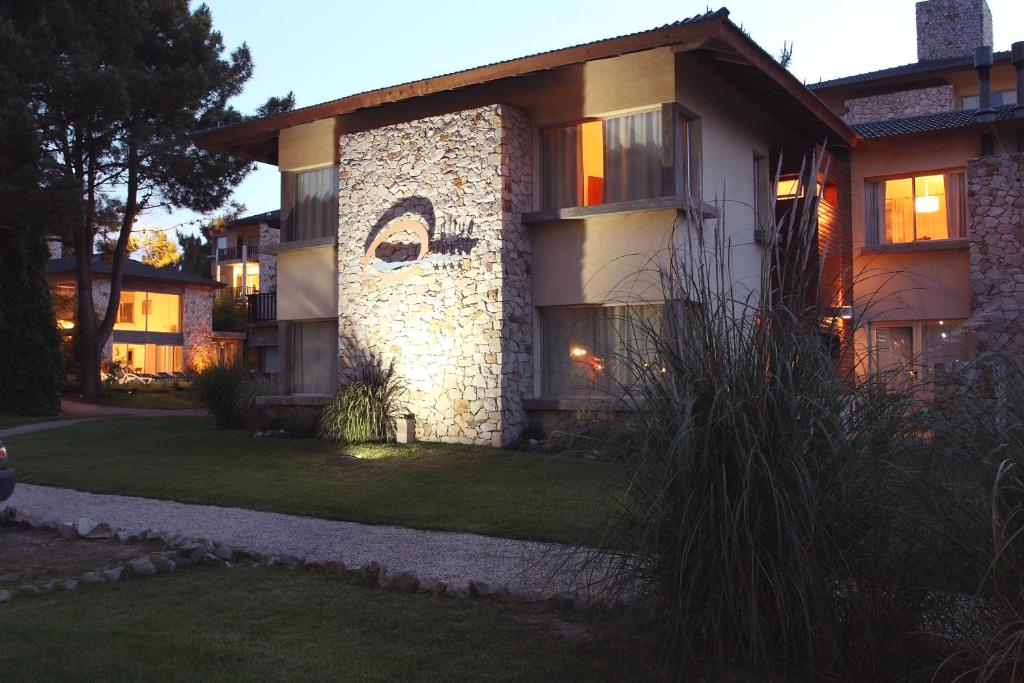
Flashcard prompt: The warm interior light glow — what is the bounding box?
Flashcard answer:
[777,178,801,198]
[580,120,604,206]
[570,345,588,358]
[915,195,939,214]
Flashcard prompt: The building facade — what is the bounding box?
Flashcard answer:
[192,10,862,446]
[810,0,1024,392]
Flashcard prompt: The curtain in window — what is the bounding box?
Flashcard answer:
[603,111,662,204]
[945,172,966,238]
[292,321,336,394]
[282,167,338,242]
[541,126,580,210]
[865,182,885,245]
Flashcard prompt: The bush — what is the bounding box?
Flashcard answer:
[319,358,404,443]
[191,364,275,429]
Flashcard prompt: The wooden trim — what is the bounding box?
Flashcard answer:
[522,194,716,224]
[861,238,970,255]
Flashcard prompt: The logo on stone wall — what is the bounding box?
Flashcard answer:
[362,216,478,282]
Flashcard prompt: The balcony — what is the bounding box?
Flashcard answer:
[247,291,276,323]
[219,285,260,301]
[216,245,260,262]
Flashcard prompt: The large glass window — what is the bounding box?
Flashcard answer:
[113,291,180,333]
[541,304,662,398]
[281,166,339,242]
[866,172,966,245]
[112,343,183,374]
[542,111,664,210]
[292,321,336,395]
[872,319,970,393]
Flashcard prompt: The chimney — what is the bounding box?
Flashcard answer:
[1013,41,1024,119]
[975,46,995,123]
[916,0,993,61]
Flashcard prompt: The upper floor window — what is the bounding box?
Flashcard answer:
[281,166,339,243]
[960,90,1017,110]
[865,172,966,245]
[114,291,181,333]
[540,107,700,211]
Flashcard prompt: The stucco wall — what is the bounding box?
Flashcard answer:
[276,246,337,320]
[336,104,532,447]
[843,86,955,124]
[966,152,1024,352]
[279,118,337,171]
[851,134,977,325]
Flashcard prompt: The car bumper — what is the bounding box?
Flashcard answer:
[0,468,15,502]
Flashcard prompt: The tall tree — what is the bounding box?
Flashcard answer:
[177,230,210,277]
[137,230,180,268]
[0,13,63,415]
[2,0,291,398]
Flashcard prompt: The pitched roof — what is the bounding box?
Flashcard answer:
[810,50,1012,92]
[46,256,224,288]
[225,210,280,229]
[852,104,1020,140]
[191,8,855,159]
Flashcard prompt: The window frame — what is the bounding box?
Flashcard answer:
[280,165,340,244]
[536,302,665,400]
[869,319,970,393]
[864,168,968,246]
[538,104,700,212]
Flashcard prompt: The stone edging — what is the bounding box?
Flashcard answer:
[0,506,577,609]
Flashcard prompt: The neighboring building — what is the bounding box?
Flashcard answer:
[47,256,225,375]
[209,210,281,375]
[809,0,1024,393]
[192,8,856,446]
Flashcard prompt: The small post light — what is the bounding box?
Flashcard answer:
[396,413,416,444]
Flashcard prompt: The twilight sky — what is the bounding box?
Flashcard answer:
[139,0,1024,236]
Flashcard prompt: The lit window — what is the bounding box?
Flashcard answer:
[114,291,180,333]
[865,172,966,244]
[541,304,662,397]
[112,343,183,374]
[541,109,699,210]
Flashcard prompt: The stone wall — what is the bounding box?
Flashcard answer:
[966,152,1024,352]
[336,104,533,447]
[182,287,215,371]
[259,225,279,292]
[843,85,955,124]
[916,0,992,61]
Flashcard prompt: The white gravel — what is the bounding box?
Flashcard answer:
[6,484,598,596]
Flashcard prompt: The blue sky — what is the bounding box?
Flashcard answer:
[141,0,1024,236]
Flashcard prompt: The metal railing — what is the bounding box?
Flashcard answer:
[247,291,276,322]
[216,245,260,261]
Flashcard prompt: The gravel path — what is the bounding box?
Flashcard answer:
[6,484,599,597]
[0,419,94,439]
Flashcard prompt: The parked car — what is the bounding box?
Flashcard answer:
[0,440,14,501]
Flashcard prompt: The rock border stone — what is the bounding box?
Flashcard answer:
[0,506,576,609]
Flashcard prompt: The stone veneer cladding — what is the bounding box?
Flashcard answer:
[916,0,992,61]
[259,224,279,292]
[966,152,1024,352]
[183,287,215,371]
[336,104,533,447]
[843,85,955,124]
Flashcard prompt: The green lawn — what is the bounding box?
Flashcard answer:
[0,568,652,682]
[94,386,195,410]
[7,417,624,544]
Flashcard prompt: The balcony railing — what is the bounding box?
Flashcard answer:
[219,285,259,301]
[247,291,276,323]
[216,245,260,261]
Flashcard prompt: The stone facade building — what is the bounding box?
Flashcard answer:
[811,0,1024,387]
[46,256,223,375]
[191,0,1024,442]
[194,8,855,445]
